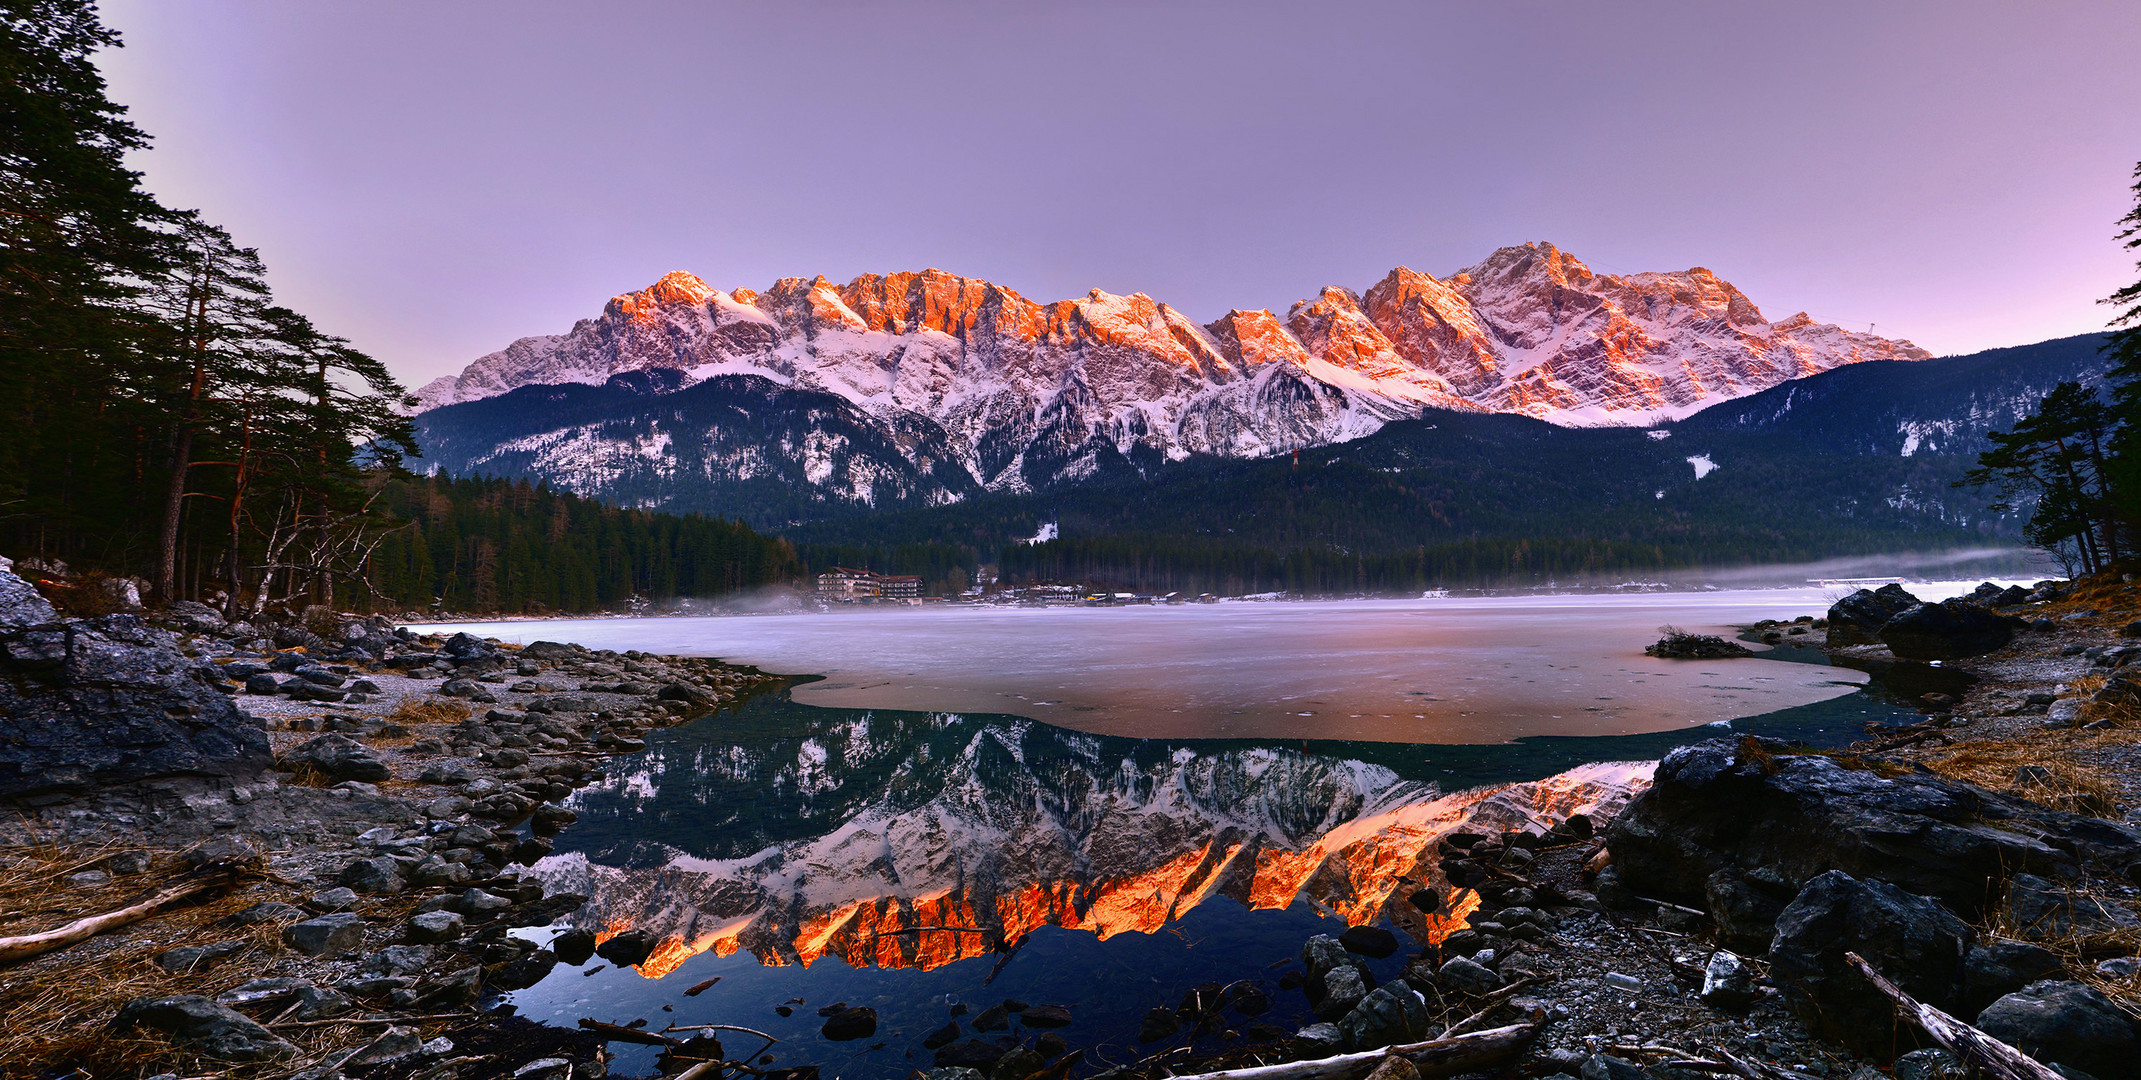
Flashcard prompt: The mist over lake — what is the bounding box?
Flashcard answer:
[424,586,2001,744]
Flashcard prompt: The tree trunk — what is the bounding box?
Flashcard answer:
[154,422,194,601]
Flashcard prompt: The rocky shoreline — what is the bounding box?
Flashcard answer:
[4,563,2140,1080]
[0,556,783,1077]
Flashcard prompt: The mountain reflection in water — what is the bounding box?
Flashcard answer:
[529,691,1648,979]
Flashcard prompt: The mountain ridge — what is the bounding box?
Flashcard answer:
[413,244,1927,500]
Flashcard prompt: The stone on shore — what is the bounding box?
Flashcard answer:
[1826,584,1921,645]
[281,733,390,783]
[1768,870,1972,1057]
[1975,980,2139,1080]
[1608,737,2141,926]
[112,995,298,1062]
[283,913,367,956]
[1880,600,2015,661]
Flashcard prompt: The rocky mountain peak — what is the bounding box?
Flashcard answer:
[606,270,718,318]
[412,246,1934,508]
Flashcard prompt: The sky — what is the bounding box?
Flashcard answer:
[97,0,2141,390]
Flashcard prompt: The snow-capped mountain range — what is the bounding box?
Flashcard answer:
[413,243,1926,505]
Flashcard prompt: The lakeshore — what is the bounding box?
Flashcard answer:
[3,563,2140,1080]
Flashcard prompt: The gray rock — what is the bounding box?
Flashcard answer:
[0,559,59,625]
[1438,955,1502,996]
[344,1025,426,1067]
[2003,873,2141,940]
[551,927,596,965]
[513,1060,572,1080]
[283,913,366,956]
[595,927,656,968]
[112,995,298,1061]
[821,1005,878,1041]
[1294,1022,1342,1053]
[1892,1049,1966,1080]
[1315,965,1368,1021]
[338,856,405,895]
[490,948,558,991]
[1769,870,1972,1056]
[1581,1055,1647,1080]
[309,887,360,913]
[454,887,513,915]
[2098,956,2141,979]
[1337,985,1431,1051]
[1975,981,2138,1080]
[1700,950,1759,1009]
[1826,584,1921,645]
[1608,736,2141,922]
[1881,600,2015,661]
[1705,868,1788,955]
[406,910,464,944]
[361,944,436,975]
[217,978,355,1022]
[0,614,271,799]
[282,734,389,783]
[1964,938,2067,1014]
[222,901,306,927]
[154,939,247,973]
[1338,924,1400,958]
[1137,1007,1180,1042]
[1302,934,1351,980]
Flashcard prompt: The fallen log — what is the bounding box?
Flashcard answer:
[0,870,236,966]
[1844,951,2063,1080]
[1156,1022,1538,1080]
[578,1017,680,1046]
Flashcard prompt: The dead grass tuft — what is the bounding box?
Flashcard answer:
[387,696,470,726]
[0,842,464,1077]
[1922,736,2124,818]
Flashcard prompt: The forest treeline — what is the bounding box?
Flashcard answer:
[364,476,798,613]
[0,2,797,616]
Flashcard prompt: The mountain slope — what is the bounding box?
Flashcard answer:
[412,244,1926,512]
[788,335,2110,585]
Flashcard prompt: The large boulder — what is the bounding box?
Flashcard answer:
[0,600,270,800]
[1879,600,2015,661]
[0,556,59,625]
[1827,584,1921,645]
[281,734,389,783]
[2000,873,2141,940]
[112,995,298,1061]
[1337,985,1432,1051]
[1975,981,2139,1080]
[1608,738,2141,925]
[1768,871,1972,1057]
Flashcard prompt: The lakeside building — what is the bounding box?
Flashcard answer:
[816,567,923,605]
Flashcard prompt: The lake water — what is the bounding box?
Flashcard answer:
[423,586,1977,744]
[420,587,1975,1078]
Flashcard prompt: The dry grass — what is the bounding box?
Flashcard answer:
[0,843,464,1078]
[1921,734,2126,818]
[1978,877,2141,1019]
[387,696,471,726]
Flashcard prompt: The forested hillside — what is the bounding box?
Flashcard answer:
[363,476,798,614]
[789,335,2113,593]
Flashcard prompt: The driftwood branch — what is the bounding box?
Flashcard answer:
[1158,1022,1538,1080]
[579,1017,679,1046]
[0,871,236,966]
[1844,951,2063,1080]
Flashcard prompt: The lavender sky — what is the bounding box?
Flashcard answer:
[98,1,2141,389]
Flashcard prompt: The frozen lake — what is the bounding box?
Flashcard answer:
[421,584,1997,744]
